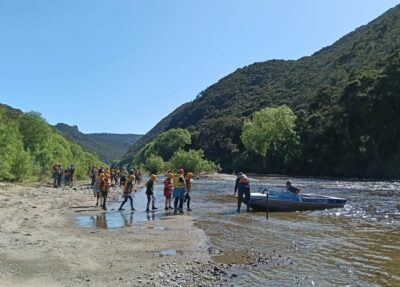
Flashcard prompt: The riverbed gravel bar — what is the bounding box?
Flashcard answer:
[0,182,235,287]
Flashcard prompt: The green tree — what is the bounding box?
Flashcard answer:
[168,149,220,173]
[153,128,191,161]
[18,112,51,152]
[0,111,32,181]
[133,129,191,165]
[241,105,299,160]
[144,155,165,174]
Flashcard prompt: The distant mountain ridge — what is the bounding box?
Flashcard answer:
[121,4,400,178]
[54,123,142,163]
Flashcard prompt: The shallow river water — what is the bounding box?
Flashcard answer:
[193,176,400,287]
[75,176,400,286]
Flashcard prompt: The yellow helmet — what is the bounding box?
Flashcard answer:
[150,174,157,181]
[167,173,173,179]
[129,175,136,181]
[98,173,105,179]
[186,172,193,179]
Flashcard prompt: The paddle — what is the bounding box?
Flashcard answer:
[266,192,269,220]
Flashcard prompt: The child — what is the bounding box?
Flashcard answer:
[146,174,158,212]
[184,172,193,211]
[163,173,174,210]
[94,173,104,207]
[100,174,111,210]
[119,175,136,212]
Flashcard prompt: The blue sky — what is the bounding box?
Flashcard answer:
[0,0,398,134]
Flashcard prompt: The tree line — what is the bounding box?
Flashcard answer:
[0,109,103,182]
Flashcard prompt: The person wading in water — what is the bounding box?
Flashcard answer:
[173,169,187,215]
[234,172,251,213]
[146,174,158,212]
[118,175,136,212]
[184,172,193,212]
[163,173,174,210]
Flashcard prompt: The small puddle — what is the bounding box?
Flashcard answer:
[160,249,177,256]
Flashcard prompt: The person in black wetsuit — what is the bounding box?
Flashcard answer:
[234,172,251,213]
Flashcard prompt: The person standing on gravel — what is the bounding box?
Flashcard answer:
[118,175,136,212]
[52,163,59,188]
[57,163,63,188]
[90,165,98,187]
[68,164,75,187]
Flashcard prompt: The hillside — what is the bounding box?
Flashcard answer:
[54,123,142,163]
[122,4,400,178]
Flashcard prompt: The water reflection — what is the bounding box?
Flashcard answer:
[75,212,133,229]
[75,184,169,229]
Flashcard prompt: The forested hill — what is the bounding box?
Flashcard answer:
[54,123,142,163]
[0,104,103,181]
[122,4,400,178]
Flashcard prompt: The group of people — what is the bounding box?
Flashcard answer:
[90,166,302,214]
[90,166,194,214]
[161,169,193,214]
[52,163,75,188]
[234,172,300,213]
[90,165,142,189]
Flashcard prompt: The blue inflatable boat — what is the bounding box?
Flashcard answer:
[247,187,347,212]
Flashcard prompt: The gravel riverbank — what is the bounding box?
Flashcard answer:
[0,181,237,287]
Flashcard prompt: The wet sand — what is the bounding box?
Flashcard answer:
[0,181,230,287]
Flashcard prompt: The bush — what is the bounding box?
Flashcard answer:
[168,149,221,173]
[144,155,165,174]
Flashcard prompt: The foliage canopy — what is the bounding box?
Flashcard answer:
[0,107,103,182]
[241,105,299,159]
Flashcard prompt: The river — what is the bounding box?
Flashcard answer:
[75,175,400,286]
[193,175,400,286]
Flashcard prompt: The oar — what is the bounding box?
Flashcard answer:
[266,192,269,220]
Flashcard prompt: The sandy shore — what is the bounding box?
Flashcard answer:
[0,181,231,287]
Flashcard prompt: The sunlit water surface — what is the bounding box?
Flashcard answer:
[75,176,400,286]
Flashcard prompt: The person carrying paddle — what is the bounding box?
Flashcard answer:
[234,172,251,213]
